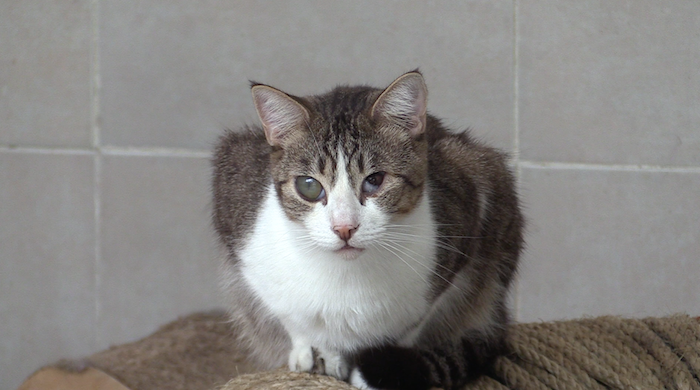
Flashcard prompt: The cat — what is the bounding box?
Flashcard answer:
[211,70,523,390]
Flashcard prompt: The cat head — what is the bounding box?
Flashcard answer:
[252,71,429,260]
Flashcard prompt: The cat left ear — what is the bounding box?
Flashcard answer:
[251,84,310,147]
[371,71,428,138]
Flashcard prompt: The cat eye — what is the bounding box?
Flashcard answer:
[295,176,325,202]
[362,172,385,195]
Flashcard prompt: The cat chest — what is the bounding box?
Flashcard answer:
[237,188,437,349]
[240,250,433,349]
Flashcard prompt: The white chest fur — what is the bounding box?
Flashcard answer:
[239,185,437,353]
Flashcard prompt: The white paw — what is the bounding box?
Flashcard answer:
[321,352,350,380]
[288,343,314,372]
[350,367,378,390]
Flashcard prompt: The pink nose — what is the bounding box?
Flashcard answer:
[333,225,358,242]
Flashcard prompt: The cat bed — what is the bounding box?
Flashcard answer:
[19,312,700,390]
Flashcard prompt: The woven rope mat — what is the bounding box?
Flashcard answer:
[222,315,700,390]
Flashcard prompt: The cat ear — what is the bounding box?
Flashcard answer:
[251,84,310,147]
[371,71,428,138]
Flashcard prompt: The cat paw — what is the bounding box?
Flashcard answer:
[354,346,433,390]
[320,352,350,380]
[288,343,314,372]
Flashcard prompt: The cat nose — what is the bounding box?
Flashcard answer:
[333,224,358,242]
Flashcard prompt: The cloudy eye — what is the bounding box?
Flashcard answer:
[362,172,385,195]
[295,176,325,202]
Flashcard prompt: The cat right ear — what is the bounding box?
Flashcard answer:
[251,84,310,147]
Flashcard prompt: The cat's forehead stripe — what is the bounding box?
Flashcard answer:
[345,138,360,162]
[317,156,326,175]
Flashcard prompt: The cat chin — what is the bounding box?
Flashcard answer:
[334,245,365,260]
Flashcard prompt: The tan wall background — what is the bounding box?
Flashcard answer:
[1,1,699,389]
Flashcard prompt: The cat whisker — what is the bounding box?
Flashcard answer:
[379,234,466,257]
[383,223,461,227]
[373,243,431,287]
[379,233,474,259]
[378,240,463,293]
[381,230,483,240]
[379,238,462,278]
[243,235,317,253]
[377,235,481,277]
[381,232,478,246]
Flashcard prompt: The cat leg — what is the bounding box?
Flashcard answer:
[317,348,350,380]
[288,338,315,372]
[287,337,349,379]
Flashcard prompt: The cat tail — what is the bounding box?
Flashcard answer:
[350,331,507,390]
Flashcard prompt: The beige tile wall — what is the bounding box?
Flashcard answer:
[1,1,698,388]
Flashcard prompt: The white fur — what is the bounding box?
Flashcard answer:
[288,337,315,372]
[350,368,375,389]
[238,159,437,378]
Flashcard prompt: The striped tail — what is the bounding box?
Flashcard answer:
[352,332,507,390]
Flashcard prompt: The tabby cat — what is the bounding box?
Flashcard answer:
[212,71,523,390]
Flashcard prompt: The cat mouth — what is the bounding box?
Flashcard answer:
[335,245,364,259]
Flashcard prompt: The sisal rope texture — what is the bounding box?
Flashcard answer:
[221,315,700,390]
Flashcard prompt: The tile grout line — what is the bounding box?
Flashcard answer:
[91,0,101,150]
[0,146,95,155]
[1,148,699,173]
[93,152,103,349]
[2,148,700,173]
[91,0,102,350]
[101,146,212,158]
[0,145,211,158]
[513,0,521,165]
[513,0,522,323]
[519,160,700,173]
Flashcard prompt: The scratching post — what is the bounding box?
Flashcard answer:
[19,313,700,390]
[221,315,700,390]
